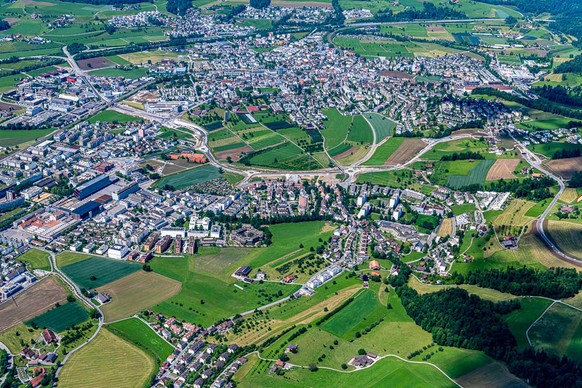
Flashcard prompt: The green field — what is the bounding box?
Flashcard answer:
[88,110,143,124]
[363,137,405,165]
[107,318,174,365]
[244,142,319,170]
[88,67,148,79]
[446,160,496,189]
[17,249,50,271]
[320,108,352,151]
[527,142,582,159]
[348,115,374,144]
[27,302,89,332]
[61,257,141,289]
[502,298,553,349]
[529,303,582,362]
[364,113,397,141]
[0,129,55,147]
[154,165,222,189]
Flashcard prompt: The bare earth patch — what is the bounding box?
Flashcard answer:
[546,156,582,179]
[486,159,519,181]
[437,218,453,237]
[77,57,115,71]
[386,138,425,165]
[3,18,19,25]
[215,145,253,162]
[332,146,358,161]
[0,277,67,332]
[426,25,446,33]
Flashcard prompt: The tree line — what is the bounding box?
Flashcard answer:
[374,3,466,23]
[450,267,582,299]
[552,148,581,159]
[440,151,484,161]
[534,85,582,109]
[472,87,582,121]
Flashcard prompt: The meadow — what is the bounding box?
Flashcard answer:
[107,317,174,365]
[27,301,89,332]
[154,165,222,189]
[528,142,582,159]
[16,248,50,271]
[502,298,553,349]
[545,220,582,260]
[58,329,154,388]
[61,257,141,289]
[87,110,143,124]
[363,138,406,166]
[446,160,496,189]
[320,108,351,152]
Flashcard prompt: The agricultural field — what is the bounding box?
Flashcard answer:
[502,298,554,349]
[58,328,155,388]
[386,138,426,165]
[61,257,141,289]
[529,303,582,363]
[87,109,143,124]
[320,108,352,152]
[107,317,174,365]
[364,113,397,141]
[546,156,582,179]
[98,271,182,323]
[55,251,94,267]
[363,137,405,166]
[528,142,582,158]
[16,248,50,271]
[437,217,453,237]
[445,160,496,189]
[492,199,536,235]
[0,128,55,148]
[26,301,89,332]
[154,165,222,190]
[242,142,320,170]
[545,220,582,260]
[0,277,67,332]
[486,159,520,180]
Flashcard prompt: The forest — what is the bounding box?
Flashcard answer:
[450,267,582,299]
[569,172,582,188]
[555,54,582,74]
[534,85,582,109]
[167,0,192,15]
[374,3,465,22]
[487,176,554,201]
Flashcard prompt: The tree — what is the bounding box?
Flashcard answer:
[0,20,10,31]
[166,0,192,15]
[308,364,318,372]
[505,16,518,25]
[250,0,270,8]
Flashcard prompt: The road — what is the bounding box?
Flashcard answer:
[512,136,582,266]
[62,46,109,103]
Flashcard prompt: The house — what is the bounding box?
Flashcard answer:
[286,344,298,353]
[368,260,380,270]
[95,292,111,304]
[219,352,230,362]
[228,344,239,353]
[201,369,213,379]
[29,368,46,388]
[351,355,373,367]
[41,329,57,345]
[194,378,204,388]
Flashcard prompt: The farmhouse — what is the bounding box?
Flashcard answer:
[41,328,58,345]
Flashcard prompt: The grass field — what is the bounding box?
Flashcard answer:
[363,137,405,166]
[88,109,143,124]
[446,160,496,189]
[364,113,397,141]
[99,271,182,323]
[545,220,582,260]
[527,142,582,159]
[320,108,351,152]
[61,257,141,289]
[27,301,89,332]
[58,328,154,388]
[17,249,50,271]
[89,67,148,79]
[502,298,553,349]
[408,277,517,303]
[154,165,222,190]
[492,199,536,235]
[529,303,582,363]
[348,115,374,144]
[107,317,174,365]
[0,128,54,147]
[56,251,94,267]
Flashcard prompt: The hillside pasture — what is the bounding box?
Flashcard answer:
[545,220,582,260]
[61,257,141,289]
[99,271,182,323]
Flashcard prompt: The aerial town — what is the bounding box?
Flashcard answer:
[0,0,581,387]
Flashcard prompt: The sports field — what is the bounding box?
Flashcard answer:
[99,271,182,322]
[154,165,222,190]
[107,317,174,365]
[58,329,154,388]
[61,257,141,289]
[27,301,89,332]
